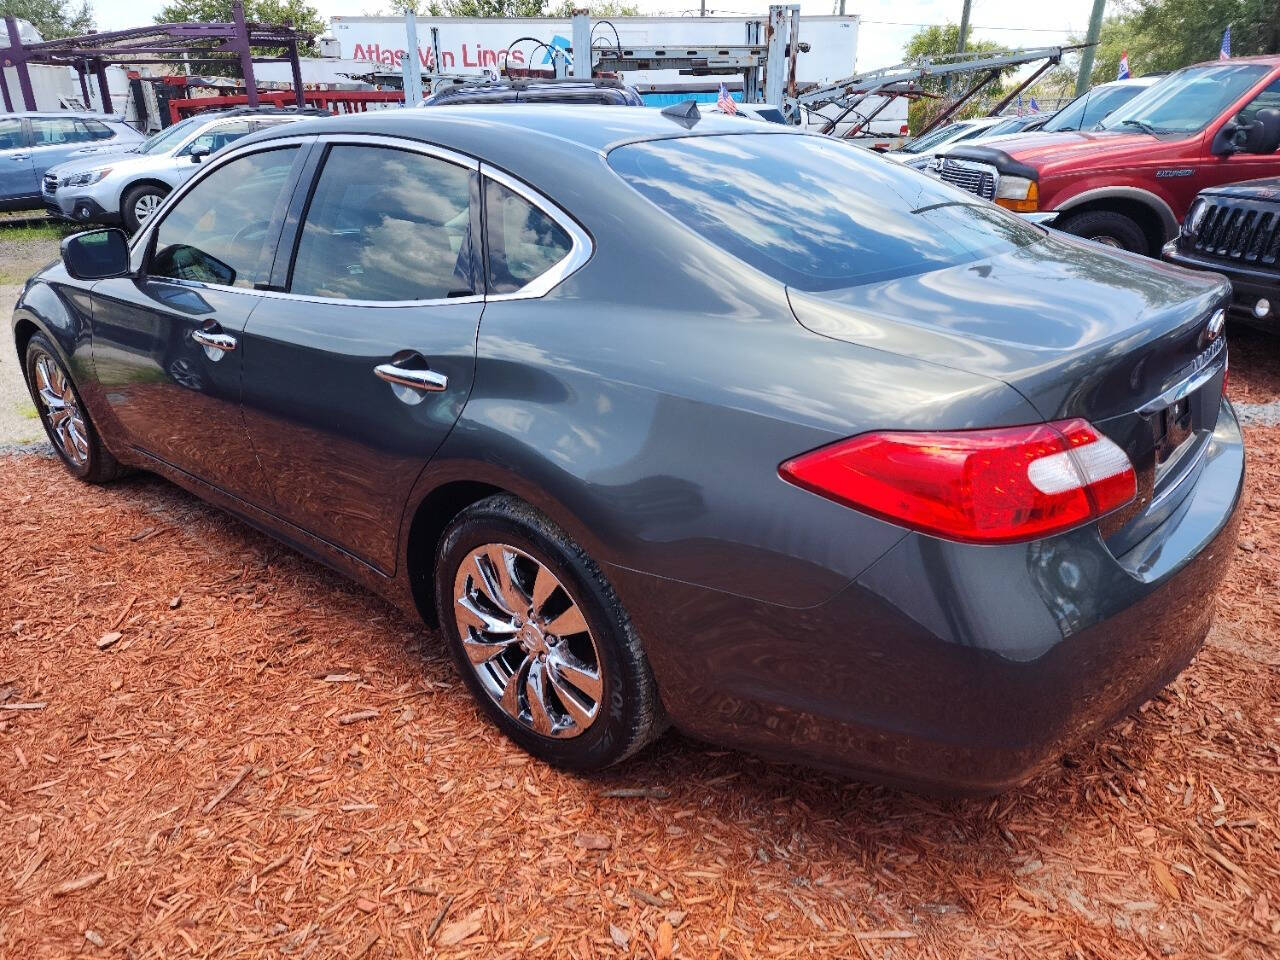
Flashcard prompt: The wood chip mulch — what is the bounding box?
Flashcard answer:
[1,425,1278,959]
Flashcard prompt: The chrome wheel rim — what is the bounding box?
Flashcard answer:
[134,192,161,224]
[32,352,89,466]
[1092,235,1124,249]
[453,543,603,739]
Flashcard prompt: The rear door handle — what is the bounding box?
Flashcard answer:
[374,363,448,392]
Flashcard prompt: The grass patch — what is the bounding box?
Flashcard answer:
[17,401,39,421]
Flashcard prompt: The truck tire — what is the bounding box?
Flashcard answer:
[121,183,169,233]
[1057,209,1150,255]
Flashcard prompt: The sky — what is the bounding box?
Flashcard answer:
[85,0,1101,73]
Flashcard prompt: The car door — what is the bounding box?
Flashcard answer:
[90,142,307,504]
[238,138,484,573]
[1203,77,1280,190]
[28,116,100,182]
[0,118,35,205]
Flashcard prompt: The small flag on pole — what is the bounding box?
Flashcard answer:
[1029,97,1041,113]
[1220,26,1232,60]
[717,82,737,115]
[1016,94,1024,117]
[1117,51,1130,80]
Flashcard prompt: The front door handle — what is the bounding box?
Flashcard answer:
[374,363,448,392]
[192,328,237,360]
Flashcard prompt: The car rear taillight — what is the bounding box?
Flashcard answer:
[779,419,1136,544]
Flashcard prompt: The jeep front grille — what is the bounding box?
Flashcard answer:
[1189,199,1280,266]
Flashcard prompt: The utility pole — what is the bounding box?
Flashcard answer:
[1076,0,1106,96]
[947,0,971,93]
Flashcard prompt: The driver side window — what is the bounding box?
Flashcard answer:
[150,146,298,288]
[1238,78,1280,139]
[179,120,254,157]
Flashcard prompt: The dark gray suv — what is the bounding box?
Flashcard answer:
[13,106,1243,793]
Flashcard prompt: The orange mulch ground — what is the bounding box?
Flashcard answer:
[1,433,1277,959]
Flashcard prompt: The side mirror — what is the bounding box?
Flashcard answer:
[1211,119,1244,155]
[60,228,130,281]
[190,144,210,164]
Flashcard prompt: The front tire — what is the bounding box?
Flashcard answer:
[24,333,120,483]
[121,183,169,233]
[1058,209,1150,255]
[434,495,665,771]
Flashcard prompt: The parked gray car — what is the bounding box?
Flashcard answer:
[14,106,1243,793]
[0,112,143,212]
[43,107,326,231]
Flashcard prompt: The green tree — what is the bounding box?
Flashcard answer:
[156,0,325,46]
[376,0,640,14]
[0,0,93,40]
[1079,0,1280,87]
[903,23,1015,134]
[154,0,326,75]
[547,1,640,15]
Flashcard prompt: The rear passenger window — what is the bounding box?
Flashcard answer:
[31,118,94,145]
[484,180,573,294]
[289,145,476,302]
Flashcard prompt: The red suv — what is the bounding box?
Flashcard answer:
[935,57,1280,255]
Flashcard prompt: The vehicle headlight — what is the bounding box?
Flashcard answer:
[61,167,112,188]
[995,176,1039,213]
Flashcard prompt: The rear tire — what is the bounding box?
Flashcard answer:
[24,333,121,484]
[121,183,169,233]
[1058,209,1150,255]
[434,494,665,771]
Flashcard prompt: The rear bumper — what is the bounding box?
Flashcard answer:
[616,399,1245,794]
[1162,243,1279,325]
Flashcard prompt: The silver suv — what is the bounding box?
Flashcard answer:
[44,107,327,231]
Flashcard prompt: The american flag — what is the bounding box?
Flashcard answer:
[717,82,737,115]
[1221,26,1231,60]
[1117,51,1130,80]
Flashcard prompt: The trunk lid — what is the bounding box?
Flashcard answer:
[788,230,1231,549]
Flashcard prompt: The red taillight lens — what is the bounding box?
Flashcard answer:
[779,419,1136,544]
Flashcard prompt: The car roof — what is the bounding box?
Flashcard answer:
[1189,54,1280,69]
[240,103,797,160]
[5,111,124,119]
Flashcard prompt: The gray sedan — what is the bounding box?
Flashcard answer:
[12,106,1242,793]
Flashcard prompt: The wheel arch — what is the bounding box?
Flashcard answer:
[403,478,508,627]
[119,178,172,215]
[399,462,609,629]
[1052,186,1180,254]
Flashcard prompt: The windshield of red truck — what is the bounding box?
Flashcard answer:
[1099,64,1269,135]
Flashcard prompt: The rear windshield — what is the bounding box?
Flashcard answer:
[608,133,1041,292]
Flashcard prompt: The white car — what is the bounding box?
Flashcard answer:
[882,115,1010,168]
[44,106,326,231]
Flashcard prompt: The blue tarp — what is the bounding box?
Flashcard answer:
[640,91,742,107]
